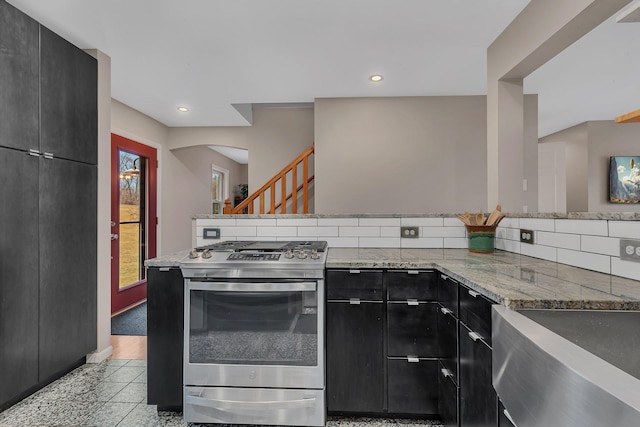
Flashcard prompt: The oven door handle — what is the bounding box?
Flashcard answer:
[188,281,317,292]
[185,394,317,410]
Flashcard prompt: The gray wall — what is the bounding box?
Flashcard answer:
[539,120,640,213]
[314,96,488,214]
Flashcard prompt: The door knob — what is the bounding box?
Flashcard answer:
[111,233,119,241]
[110,221,116,227]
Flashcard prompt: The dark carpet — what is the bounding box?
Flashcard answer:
[111,302,147,336]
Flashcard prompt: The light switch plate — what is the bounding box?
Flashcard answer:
[401,226,419,238]
[520,229,534,244]
[203,227,221,239]
[620,239,640,263]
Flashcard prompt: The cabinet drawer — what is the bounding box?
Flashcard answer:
[459,286,495,346]
[326,269,383,301]
[387,302,438,357]
[438,361,459,427]
[437,305,458,384]
[438,273,459,316]
[388,358,438,415]
[386,270,437,301]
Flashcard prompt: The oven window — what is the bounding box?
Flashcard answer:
[188,289,318,366]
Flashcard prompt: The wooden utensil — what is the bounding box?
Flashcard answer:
[476,213,485,225]
[485,205,502,226]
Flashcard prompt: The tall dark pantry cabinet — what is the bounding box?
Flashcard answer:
[0,0,97,411]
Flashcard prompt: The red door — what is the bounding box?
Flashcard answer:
[111,134,157,314]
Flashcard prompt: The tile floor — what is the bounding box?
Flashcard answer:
[0,359,444,427]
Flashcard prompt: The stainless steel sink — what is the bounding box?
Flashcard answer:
[492,306,640,427]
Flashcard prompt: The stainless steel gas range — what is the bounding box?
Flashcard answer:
[179,241,327,426]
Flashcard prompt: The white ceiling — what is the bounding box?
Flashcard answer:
[6,0,640,138]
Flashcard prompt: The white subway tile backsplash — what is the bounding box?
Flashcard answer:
[555,219,608,236]
[221,226,257,237]
[581,235,620,257]
[536,231,581,250]
[276,218,318,227]
[297,226,339,237]
[520,243,557,262]
[359,237,402,248]
[495,226,520,241]
[557,248,610,274]
[380,227,401,237]
[359,218,401,227]
[197,218,237,227]
[400,238,444,249]
[608,221,640,239]
[611,257,640,281]
[317,217,359,226]
[443,217,462,227]
[324,237,359,248]
[235,218,277,227]
[402,217,444,227]
[422,227,465,238]
[496,238,521,253]
[339,227,380,237]
[256,227,297,237]
[444,237,468,249]
[519,218,555,232]
[499,217,519,229]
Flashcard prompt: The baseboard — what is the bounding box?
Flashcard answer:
[86,345,114,363]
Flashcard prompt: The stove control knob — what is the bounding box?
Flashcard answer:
[188,249,198,259]
[297,249,308,259]
[311,249,320,260]
[285,249,295,259]
[202,249,212,259]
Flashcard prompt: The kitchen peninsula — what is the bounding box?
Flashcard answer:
[145,212,640,424]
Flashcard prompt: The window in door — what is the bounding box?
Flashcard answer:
[119,150,145,288]
[211,165,229,214]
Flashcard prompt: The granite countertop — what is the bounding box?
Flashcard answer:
[193,212,640,220]
[326,248,640,310]
[145,247,640,311]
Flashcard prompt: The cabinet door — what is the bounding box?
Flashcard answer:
[147,268,185,410]
[387,358,438,415]
[387,302,437,357]
[0,149,39,408]
[459,323,497,427]
[438,273,459,317]
[40,26,97,165]
[459,286,494,346]
[326,301,384,414]
[38,158,97,380]
[0,1,39,152]
[438,361,459,427]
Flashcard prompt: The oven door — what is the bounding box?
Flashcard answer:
[184,279,324,389]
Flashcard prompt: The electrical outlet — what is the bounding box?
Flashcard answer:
[520,229,534,244]
[203,227,221,239]
[620,239,640,263]
[401,226,419,239]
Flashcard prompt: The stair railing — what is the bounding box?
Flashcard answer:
[223,145,314,214]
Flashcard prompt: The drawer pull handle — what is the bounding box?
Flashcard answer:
[468,331,482,342]
[349,298,361,305]
[407,270,419,275]
[441,368,453,378]
[159,267,171,272]
[468,289,480,298]
[407,299,419,306]
[349,269,361,274]
[440,274,449,280]
[407,356,419,363]
[440,307,452,315]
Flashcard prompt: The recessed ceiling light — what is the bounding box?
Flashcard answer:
[177,106,189,112]
[369,74,384,83]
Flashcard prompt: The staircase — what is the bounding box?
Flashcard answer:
[223,145,315,214]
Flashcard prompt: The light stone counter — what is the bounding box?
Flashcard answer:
[144,249,190,268]
[193,212,640,220]
[327,248,640,310]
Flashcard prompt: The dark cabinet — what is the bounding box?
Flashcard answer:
[459,322,497,427]
[0,148,39,408]
[387,358,438,415]
[38,158,97,380]
[499,400,517,427]
[437,304,459,383]
[326,269,384,414]
[459,286,493,346]
[438,361,459,427]
[147,268,185,410]
[386,270,437,301]
[326,301,385,413]
[0,1,97,410]
[40,26,98,165]
[438,273,459,317]
[387,302,438,357]
[0,0,39,152]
